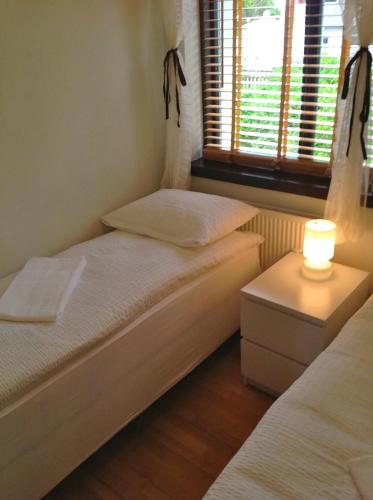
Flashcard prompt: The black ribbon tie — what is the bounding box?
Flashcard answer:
[163,48,187,128]
[341,46,372,160]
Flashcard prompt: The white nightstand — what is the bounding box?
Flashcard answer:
[240,252,370,396]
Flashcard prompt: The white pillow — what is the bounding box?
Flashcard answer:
[102,189,259,247]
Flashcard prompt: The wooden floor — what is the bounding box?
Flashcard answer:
[46,334,274,500]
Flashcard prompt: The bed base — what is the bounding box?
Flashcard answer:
[0,249,260,499]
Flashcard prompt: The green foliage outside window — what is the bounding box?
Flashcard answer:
[243,0,281,18]
[239,57,339,161]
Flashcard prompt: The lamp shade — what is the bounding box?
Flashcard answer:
[303,219,336,264]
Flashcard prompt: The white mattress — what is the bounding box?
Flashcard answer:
[0,231,261,500]
[0,229,261,411]
[205,293,373,500]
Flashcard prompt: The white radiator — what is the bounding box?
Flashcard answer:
[240,208,309,270]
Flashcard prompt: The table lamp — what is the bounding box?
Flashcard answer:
[302,219,336,280]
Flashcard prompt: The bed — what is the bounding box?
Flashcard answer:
[204,291,373,499]
[0,228,262,499]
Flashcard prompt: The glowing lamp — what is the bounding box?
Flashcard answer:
[302,219,336,280]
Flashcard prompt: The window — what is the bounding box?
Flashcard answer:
[200,0,348,175]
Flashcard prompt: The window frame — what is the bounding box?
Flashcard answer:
[199,0,346,178]
[298,0,324,158]
[191,157,373,207]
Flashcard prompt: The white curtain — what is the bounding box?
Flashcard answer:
[324,0,373,242]
[160,0,202,190]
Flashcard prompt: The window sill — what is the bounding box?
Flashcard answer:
[191,158,373,209]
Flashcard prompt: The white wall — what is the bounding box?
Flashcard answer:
[192,177,373,282]
[0,0,166,277]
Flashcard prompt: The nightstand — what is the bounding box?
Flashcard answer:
[240,252,370,396]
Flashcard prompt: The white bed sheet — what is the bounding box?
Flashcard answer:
[0,230,262,412]
[205,294,373,500]
[0,234,261,500]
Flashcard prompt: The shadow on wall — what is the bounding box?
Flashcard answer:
[0,0,166,278]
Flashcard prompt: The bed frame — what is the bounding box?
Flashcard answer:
[0,247,260,499]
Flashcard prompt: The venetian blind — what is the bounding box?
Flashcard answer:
[201,0,348,174]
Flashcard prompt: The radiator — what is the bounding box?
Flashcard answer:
[240,208,309,270]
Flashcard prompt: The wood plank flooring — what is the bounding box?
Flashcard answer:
[45,334,274,500]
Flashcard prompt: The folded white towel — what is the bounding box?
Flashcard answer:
[0,257,86,322]
[347,456,373,500]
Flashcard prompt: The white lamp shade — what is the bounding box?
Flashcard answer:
[303,219,336,264]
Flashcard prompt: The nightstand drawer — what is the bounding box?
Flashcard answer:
[241,298,324,365]
[241,339,306,396]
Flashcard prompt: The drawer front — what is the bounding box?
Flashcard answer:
[241,339,306,396]
[240,298,324,365]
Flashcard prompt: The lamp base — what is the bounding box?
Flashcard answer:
[302,259,333,281]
